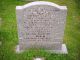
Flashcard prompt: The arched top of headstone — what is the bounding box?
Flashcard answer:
[16,1,67,10]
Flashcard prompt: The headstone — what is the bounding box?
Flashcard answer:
[16,1,68,54]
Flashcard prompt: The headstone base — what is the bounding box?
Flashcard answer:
[16,44,68,54]
[47,44,68,54]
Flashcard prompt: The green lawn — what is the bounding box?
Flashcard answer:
[0,0,80,60]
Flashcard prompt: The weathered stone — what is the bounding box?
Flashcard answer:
[16,1,68,54]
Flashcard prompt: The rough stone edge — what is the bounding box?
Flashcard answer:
[16,45,23,53]
[16,44,68,54]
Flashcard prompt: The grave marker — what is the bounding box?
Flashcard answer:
[16,1,68,54]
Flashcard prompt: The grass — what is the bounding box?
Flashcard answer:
[0,0,80,60]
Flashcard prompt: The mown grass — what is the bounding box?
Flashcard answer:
[0,0,80,60]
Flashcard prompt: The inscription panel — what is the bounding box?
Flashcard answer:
[23,5,62,42]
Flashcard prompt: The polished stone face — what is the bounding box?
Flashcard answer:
[16,1,67,52]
